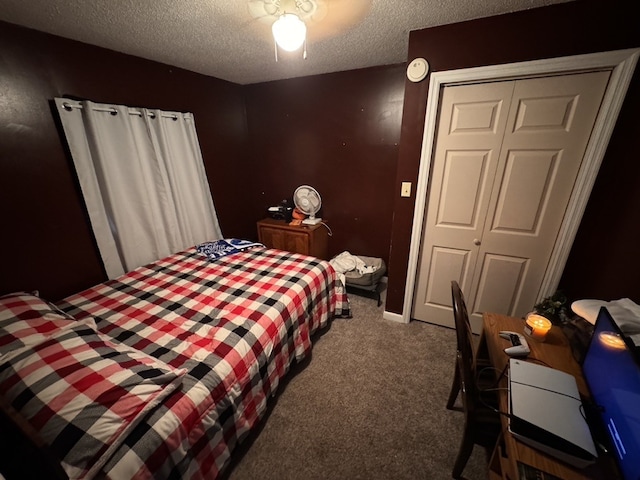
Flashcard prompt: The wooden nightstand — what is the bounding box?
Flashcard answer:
[257,218,328,259]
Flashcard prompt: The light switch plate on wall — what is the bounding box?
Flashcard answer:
[401,182,412,197]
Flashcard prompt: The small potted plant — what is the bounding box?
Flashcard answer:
[533,290,570,325]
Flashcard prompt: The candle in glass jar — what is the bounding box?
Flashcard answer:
[524,314,552,341]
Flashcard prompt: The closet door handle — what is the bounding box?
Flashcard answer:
[473,238,481,246]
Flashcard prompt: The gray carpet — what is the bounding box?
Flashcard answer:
[223,291,488,480]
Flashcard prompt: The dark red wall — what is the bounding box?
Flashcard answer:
[243,67,404,262]
[0,19,404,302]
[386,0,640,314]
[0,21,250,300]
[2,0,639,312]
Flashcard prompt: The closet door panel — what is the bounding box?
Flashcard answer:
[412,81,515,328]
[470,71,611,321]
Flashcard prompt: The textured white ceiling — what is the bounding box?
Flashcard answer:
[0,0,570,85]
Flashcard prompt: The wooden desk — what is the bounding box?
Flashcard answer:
[481,312,617,480]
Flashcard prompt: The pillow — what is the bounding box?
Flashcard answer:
[0,322,186,480]
[0,292,82,363]
[571,298,640,332]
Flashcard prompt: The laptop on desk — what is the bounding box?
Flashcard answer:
[508,358,597,468]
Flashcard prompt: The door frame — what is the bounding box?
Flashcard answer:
[390,48,639,325]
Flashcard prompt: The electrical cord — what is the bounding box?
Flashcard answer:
[320,222,333,236]
[477,364,511,417]
[478,363,509,388]
[477,385,511,419]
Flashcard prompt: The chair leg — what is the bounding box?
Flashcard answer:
[452,431,474,479]
[446,362,460,410]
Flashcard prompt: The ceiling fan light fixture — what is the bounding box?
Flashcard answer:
[272,13,306,52]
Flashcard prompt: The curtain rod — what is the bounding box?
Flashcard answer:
[61,101,181,120]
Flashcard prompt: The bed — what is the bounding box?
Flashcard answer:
[0,243,350,480]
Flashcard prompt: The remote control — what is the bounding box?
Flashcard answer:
[499,330,530,357]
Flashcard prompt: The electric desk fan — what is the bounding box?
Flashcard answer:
[293,185,322,225]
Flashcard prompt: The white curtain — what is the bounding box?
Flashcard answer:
[55,98,222,279]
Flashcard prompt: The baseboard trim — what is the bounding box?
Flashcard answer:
[383,310,407,324]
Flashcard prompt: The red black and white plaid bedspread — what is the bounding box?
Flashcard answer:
[57,247,350,479]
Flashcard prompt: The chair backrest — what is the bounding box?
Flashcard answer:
[451,281,479,414]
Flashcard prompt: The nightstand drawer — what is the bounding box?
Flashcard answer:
[257,218,328,259]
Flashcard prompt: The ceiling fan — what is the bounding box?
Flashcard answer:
[246,0,371,57]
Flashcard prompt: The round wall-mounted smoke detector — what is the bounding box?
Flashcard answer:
[406,58,429,83]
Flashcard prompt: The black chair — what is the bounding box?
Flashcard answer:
[447,281,501,479]
[446,281,493,409]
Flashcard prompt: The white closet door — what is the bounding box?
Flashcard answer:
[412,82,515,327]
[467,71,611,327]
[412,70,611,331]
